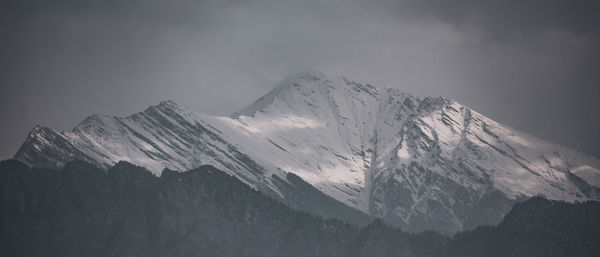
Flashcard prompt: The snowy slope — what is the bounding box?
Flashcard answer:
[13,71,600,233]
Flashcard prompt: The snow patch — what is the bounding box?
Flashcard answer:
[571,165,600,188]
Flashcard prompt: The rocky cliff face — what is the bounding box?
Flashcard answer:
[13,71,600,233]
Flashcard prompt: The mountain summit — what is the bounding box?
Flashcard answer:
[14,71,600,233]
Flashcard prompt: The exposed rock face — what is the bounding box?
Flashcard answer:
[13,71,600,233]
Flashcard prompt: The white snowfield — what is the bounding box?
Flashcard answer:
[14,71,600,233]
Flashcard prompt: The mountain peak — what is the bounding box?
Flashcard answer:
[155,99,180,109]
[134,100,196,123]
[234,71,380,117]
[273,70,332,95]
[29,124,54,135]
[287,70,328,81]
[19,125,62,148]
[144,100,187,114]
[232,71,329,117]
[75,113,115,130]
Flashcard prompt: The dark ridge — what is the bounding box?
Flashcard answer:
[443,197,600,257]
[1,160,599,257]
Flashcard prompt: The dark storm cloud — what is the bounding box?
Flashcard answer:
[1,0,599,159]
[391,0,600,35]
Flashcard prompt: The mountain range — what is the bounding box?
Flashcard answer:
[13,71,600,234]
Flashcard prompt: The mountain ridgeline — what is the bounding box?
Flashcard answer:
[1,160,599,257]
[13,71,600,234]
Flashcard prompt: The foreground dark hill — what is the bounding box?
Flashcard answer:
[1,160,599,257]
[0,160,440,257]
[444,197,600,257]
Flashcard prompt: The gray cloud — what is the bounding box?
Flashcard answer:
[1,0,599,159]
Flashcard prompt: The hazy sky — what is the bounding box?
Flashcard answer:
[1,0,599,159]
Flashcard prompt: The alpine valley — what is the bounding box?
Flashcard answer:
[13,71,600,234]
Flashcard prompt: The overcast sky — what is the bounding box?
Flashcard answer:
[1,0,599,159]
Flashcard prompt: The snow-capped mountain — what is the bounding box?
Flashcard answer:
[14,71,600,234]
